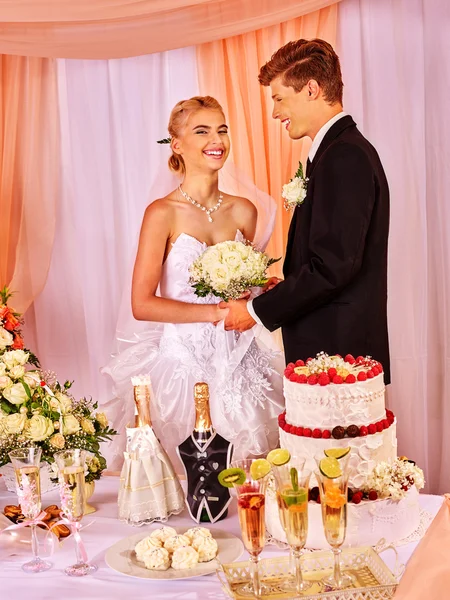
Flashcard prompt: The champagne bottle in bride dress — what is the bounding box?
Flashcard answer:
[177,382,233,523]
[118,375,185,525]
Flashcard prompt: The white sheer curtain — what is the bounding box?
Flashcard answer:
[24,49,200,462]
[337,0,450,493]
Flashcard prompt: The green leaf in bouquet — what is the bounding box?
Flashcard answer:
[20,379,32,400]
[0,399,14,414]
[267,257,282,267]
[27,352,40,368]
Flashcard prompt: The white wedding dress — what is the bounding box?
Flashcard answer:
[103,230,285,472]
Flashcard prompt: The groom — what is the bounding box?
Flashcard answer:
[222,39,391,383]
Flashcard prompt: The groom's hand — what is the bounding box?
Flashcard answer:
[262,277,282,292]
[220,299,256,332]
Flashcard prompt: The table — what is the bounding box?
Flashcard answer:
[0,475,443,599]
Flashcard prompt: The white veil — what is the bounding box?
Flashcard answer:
[102,159,278,469]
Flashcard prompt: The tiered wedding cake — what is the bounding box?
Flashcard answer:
[266,353,423,549]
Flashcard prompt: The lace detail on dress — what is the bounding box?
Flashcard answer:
[218,340,280,419]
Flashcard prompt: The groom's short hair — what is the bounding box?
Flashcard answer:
[258,38,343,105]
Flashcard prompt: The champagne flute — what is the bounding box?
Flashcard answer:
[54,449,97,577]
[230,459,269,598]
[9,448,52,573]
[315,453,353,590]
[272,457,312,594]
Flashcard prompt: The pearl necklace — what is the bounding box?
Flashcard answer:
[178,186,223,223]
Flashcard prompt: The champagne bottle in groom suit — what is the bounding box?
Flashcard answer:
[177,383,233,523]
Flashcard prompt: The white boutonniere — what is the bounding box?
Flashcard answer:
[282,161,308,211]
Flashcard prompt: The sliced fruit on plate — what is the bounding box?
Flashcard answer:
[319,457,342,479]
[218,468,246,488]
[324,447,351,460]
[267,448,291,466]
[250,459,271,481]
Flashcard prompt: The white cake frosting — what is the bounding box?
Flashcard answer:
[284,373,386,429]
[266,354,422,549]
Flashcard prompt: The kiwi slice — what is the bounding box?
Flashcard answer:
[218,467,246,488]
[290,467,299,491]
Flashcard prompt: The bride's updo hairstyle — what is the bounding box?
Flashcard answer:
[168,96,225,175]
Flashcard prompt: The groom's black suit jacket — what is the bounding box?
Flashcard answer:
[253,116,391,383]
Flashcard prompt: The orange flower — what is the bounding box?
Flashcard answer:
[0,306,10,321]
[4,312,20,331]
[12,334,24,350]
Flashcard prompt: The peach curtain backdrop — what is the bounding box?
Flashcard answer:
[0,0,341,59]
[196,6,337,270]
[0,56,59,312]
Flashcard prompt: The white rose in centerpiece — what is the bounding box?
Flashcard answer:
[63,414,80,435]
[49,433,66,449]
[2,350,29,368]
[95,412,108,428]
[0,363,6,377]
[282,178,307,207]
[55,392,72,414]
[81,418,95,434]
[4,412,27,434]
[9,365,25,380]
[23,371,41,389]
[26,415,54,441]
[48,396,61,412]
[0,327,13,348]
[0,375,12,389]
[3,382,28,404]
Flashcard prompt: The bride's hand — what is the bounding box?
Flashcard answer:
[212,304,229,325]
[262,277,282,292]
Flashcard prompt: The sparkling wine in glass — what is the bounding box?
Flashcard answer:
[9,448,52,573]
[315,453,353,590]
[230,459,269,598]
[273,457,312,594]
[55,449,97,577]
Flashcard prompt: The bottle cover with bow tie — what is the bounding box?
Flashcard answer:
[176,382,233,523]
[118,375,185,525]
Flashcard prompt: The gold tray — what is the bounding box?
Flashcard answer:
[217,546,402,599]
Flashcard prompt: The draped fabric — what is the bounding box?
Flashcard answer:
[0,0,341,59]
[0,55,59,313]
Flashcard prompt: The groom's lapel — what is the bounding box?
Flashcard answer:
[308,115,356,177]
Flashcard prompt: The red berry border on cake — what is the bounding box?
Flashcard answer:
[284,354,383,385]
[278,409,395,439]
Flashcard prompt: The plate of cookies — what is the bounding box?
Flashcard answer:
[105,525,244,580]
[3,504,71,540]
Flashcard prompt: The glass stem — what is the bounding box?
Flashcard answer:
[31,524,40,562]
[249,554,262,598]
[292,548,304,594]
[72,523,83,565]
[333,547,342,587]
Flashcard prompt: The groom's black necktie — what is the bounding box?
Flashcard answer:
[306,157,312,178]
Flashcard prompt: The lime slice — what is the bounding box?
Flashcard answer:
[250,459,271,480]
[281,487,308,507]
[267,448,291,466]
[324,447,351,460]
[319,457,342,479]
[218,468,246,488]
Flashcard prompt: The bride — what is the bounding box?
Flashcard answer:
[103,96,284,470]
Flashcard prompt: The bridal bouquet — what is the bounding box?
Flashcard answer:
[189,240,280,301]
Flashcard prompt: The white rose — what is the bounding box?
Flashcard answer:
[0,362,6,377]
[282,177,307,205]
[9,365,25,380]
[0,375,12,389]
[3,350,29,368]
[0,327,13,348]
[2,382,28,405]
[81,418,95,434]
[55,392,72,414]
[95,412,108,428]
[49,433,66,449]
[25,415,54,441]
[23,371,41,389]
[63,414,80,435]
[210,265,231,289]
[48,396,61,412]
[4,412,27,434]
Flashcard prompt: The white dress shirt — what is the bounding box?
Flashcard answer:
[247,111,347,327]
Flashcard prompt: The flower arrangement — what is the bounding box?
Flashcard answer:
[189,240,280,301]
[364,458,425,501]
[0,287,34,355]
[282,160,308,211]
[0,288,117,483]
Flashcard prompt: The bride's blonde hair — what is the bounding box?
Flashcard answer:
[168,96,225,175]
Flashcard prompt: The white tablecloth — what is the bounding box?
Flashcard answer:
[0,475,443,599]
